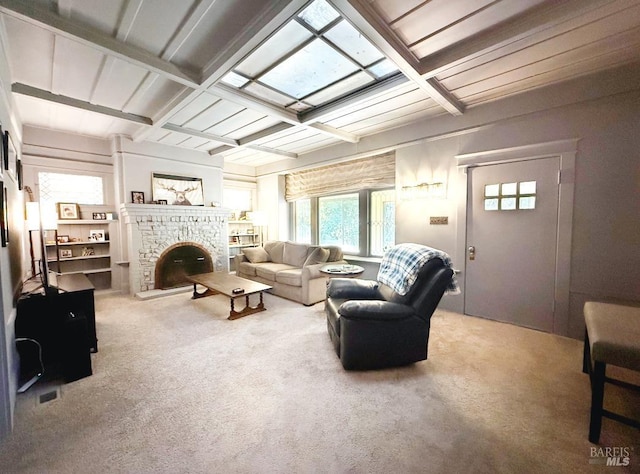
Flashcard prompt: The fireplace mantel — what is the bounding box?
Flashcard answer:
[120,204,230,294]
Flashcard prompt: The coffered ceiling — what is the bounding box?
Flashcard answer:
[1,0,639,168]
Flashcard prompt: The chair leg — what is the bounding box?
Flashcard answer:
[589,360,606,443]
[582,329,590,374]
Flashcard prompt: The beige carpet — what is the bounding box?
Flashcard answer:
[0,292,638,473]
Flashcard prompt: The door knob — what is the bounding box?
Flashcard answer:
[468,246,475,261]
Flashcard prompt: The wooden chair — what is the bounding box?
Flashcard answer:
[582,302,640,443]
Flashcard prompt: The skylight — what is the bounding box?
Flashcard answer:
[220,0,400,114]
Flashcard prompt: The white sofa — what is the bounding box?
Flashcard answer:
[235,241,347,305]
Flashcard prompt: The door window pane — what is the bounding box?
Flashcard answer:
[484,198,499,211]
[501,182,517,195]
[319,193,359,252]
[520,181,536,194]
[501,197,517,210]
[484,184,499,197]
[519,196,536,209]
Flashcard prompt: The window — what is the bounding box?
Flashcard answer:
[294,198,312,244]
[484,181,537,211]
[319,193,359,252]
[293,188,395,256]
[220,0,400,115]
[38,172,104,205]
[370,189,395,256]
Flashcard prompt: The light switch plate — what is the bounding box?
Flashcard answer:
[430,216,448,225]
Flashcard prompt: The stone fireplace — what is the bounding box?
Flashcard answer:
[154,242,213,289]
[120,204,229,295]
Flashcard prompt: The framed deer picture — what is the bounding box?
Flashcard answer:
[151,173,204,206]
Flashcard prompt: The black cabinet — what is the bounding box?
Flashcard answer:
[16,274,96,383]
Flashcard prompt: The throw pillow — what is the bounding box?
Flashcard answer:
[264,241,285,263]
[303,247,330,267]
[242,247,270,263]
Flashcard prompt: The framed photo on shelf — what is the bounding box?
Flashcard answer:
[152,173,204,206]
[131,191,145,204]
[57,234,70,243]
[60,249,73,258]
[57,202,80,220]
[157,199,168,205]
[92,212,107,220]
[82,246,94,256]
[89,230,106,242]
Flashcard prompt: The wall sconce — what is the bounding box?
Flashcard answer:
[401,182,446,200]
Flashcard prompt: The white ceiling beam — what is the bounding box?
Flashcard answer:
[246,144,297,159]
[0,0,200,87]
[237,123,295,146]
[161,123,238,147]
[417,0,616,78]
[12,82,152,125]
[334,0,464,116]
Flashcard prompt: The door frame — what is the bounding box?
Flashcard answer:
[455,139,578,336]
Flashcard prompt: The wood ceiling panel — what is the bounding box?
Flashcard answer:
[439,6,640,91]
[340,99,440,134]
[324,88,433,128]
[225,116,283,140]
[408,0,546,59]
[460,45,640,106]
[205,109,268,137]
[124,0,198,56]
[390,0,497,45]
[90,58,150,110]
[4,17,54,90]
[62,0,125,36]
[369,0,428,23]
[348,105,444,137]
[183,99,244,132]
[166,93,220,127]
[255,127,321,149]
[124,76,188,118]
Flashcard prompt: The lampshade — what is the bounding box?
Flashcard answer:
[247,210,267,226]
[25,202,40,231]
[40,202,58,230]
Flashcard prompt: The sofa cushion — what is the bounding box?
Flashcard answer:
[255,263,296,282]
[283,241,310,267]
[275,268,303,287]
[242,246,270,263]
[238,261,257,277]
[264,241,285,263]
[325,246,344,262]
[303,247,330,267]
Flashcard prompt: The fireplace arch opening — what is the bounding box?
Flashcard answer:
[155,242,213,289]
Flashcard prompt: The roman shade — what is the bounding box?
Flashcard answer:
[285,152,395,202]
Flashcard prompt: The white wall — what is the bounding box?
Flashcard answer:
[253,63,640,338]
[0,22,23,440]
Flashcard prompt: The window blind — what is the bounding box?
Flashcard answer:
[285,152,395,202]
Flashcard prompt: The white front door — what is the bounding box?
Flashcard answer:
[465,157,560,331]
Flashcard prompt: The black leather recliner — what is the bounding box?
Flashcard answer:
[325,258,454,370]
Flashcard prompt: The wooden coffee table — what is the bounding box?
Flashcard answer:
[187,272,272,320]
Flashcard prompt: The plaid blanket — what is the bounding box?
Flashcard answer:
[377,243,459,296]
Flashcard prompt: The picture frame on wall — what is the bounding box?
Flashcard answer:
[131,191,145,204]
[151,173,204,206]
[57,202,80,220]
[5,132,17,182]
[1,183,8,247]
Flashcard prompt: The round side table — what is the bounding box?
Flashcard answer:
[320,264,365,279]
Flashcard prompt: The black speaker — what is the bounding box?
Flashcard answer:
[61,311,92,383]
